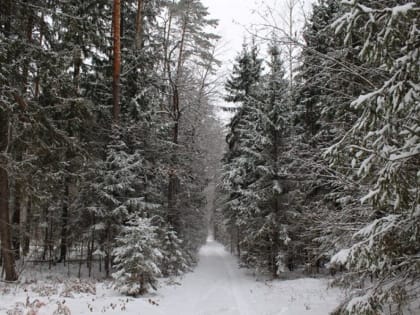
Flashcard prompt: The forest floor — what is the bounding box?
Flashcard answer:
[0,239,344,315]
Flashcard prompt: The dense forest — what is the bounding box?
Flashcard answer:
[215,0,419,313]
[0,0,222,294]
[0,0,419,314]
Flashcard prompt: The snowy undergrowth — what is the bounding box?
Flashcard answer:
[1,241,344,315]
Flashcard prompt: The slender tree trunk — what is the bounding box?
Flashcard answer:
[88,228,94,277]
[73,46,82,95]
[285,0,296,94]
[58,178,69,263]
[58,45,81,263]
[172,87,180,144]
[22,13,33,89]
[105,242,110,277]
[135,0,144,49]
[0,112,18,281]
[167,86,180,228]
[230,232,234,254]
[272,115,281,277]
[12,179,21,260]
[166,10,189,230]
[48,213,53,268]
[0,0,18,281]
[17,12,33,259]
[163,7,173,85]
[167,171,178,229]
[42,219,48,261]
[22,194,31,256]
[78,240,83,278]
[236,227,241,259]
[175,16,187,83]
[34,13,44,98]
[112,0,121,123]
[0,168,17,281]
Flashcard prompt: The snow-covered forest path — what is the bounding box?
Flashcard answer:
[0,238,343,315]
[140,238,342,315]
[152,238,257,315]
[1,238,343,315]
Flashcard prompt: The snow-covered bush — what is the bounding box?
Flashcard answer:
[112,216,162,296]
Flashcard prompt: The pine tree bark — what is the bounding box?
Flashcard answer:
[135,0,144,49]
[112,0,121,123]
[0,0,18,281]
[0,112,18,281]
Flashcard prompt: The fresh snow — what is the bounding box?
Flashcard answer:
[1,239,343,315]
[331,248,351,266]
[391,3,415,16]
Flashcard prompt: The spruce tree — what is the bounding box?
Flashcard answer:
[325,1,420,312]
[291,0,372,272]
[112,216,162,296]
[221,40,263,259]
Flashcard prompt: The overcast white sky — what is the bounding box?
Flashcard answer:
[201,0,314,66]
[200,0,314,122]
[201,0,259,64]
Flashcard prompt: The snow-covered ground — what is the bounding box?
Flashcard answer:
[1,240,343,315]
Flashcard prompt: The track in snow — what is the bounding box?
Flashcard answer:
[142,238,342,315]
[152,238,256,315]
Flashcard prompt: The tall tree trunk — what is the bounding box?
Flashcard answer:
[0,0,18,281]
[0,112,18,281]
[34,13,44,98]
[163,7,173,85]
[166,10,189,230]
[286,0,296,94]
[58,177,69,262]
[48,214,53,268]
[104,223,111,277]
[112,0,121,123]
[11,147,24,261]
[58,44,82,263]
[172,87,180,144]
[22,12,33,90]
[167,171,178,229]
[135,0,144,49]
[22,193,31,256]
[12,179,21,260]
[236,227,241,259]
[73,46,82,95]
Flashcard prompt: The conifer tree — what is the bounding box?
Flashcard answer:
[246,44,293,275]
[221,40,263,258]
[326,1,420,312]
[225,41,263,103]
[112,216,162,296]
[291,0,371,271]
[221,42,301,275]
